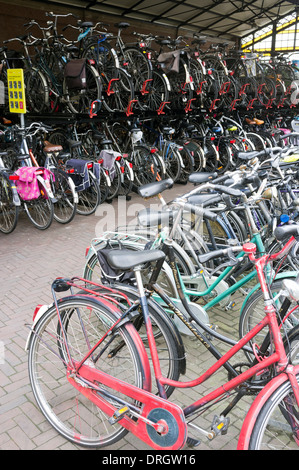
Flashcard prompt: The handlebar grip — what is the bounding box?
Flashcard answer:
[211,184,243,197]
[198,246,242,264]
[183,202,218,221]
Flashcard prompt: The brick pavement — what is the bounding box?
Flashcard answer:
[0,184,255,451]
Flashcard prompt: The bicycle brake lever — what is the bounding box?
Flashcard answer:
[209,248,241,277]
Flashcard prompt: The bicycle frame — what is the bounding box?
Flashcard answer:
[43,235,299,450]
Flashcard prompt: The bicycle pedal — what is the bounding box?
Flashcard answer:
[186,437,201,447]
[211,415,230,436]
[108,406,130,425]
[225,301,236,311]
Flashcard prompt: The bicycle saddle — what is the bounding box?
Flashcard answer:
[115,22,130,29]
[188,172,217,184]
[137,208,177,227]
[43,141,63,153]
[106,249,165,271]
[138,178,174,198]
[79,21,94,28]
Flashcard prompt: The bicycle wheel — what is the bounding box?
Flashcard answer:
[102,67,135,113]
[183,140,205,172]
[99,166,110,203]
[141,69,170,112]
[122,47,152,94]
[23,179,54,230]
[163,145,182,183]
[0,173,19,234]
[64,64,102,114]
[106,162,121,201]
[51,169,77,224]
[217,140,233,173]
[248,371,299,449]
[203,140,219,172]
[177,145,194,184]
[239,280,299,362]
[83,40,118,81]
[130,145,157,186]
[76,171,101,216]
[28,297,146,448]
[24,67,49,114]
[118,160,134,197]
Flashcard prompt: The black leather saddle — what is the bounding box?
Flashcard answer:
[137,208,177,227]
[188,172,217,184]
[138,178,174,198]
[106,249,165,271]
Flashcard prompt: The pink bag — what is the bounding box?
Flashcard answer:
[15,167,54,201]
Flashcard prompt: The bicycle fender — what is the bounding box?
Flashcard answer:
[239,271,298,317]
[237,365,299,450]
[25,303,53,351]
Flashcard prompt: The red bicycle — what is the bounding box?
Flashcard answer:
[26,224,299,450]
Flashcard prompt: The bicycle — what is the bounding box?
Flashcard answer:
[0,145,21,233]
[26,223,299,449]
[5,121,56,230]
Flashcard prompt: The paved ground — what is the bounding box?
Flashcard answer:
[0,183,256,451]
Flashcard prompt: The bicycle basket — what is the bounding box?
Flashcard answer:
[64,58,87,90]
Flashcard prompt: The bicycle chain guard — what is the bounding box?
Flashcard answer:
[67,361,188,450]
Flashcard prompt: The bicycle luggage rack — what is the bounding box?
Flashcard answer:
[52,276,133,307]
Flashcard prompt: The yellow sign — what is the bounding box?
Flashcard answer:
[7,69,26,113]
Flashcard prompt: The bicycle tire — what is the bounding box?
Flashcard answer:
[130,144,157,186]
[23,176,54,230]
[122,47,152,94]
[141,69,170,112]
[239,280,299,362]
[28,296,146,448]
[183,140,205,172]
[83,40,118,80]
[24,67,49,114]
[106,162,122,201]
[102,67,135,113]
[51,169,77,224]
[76,171,101,216]
[0,173,19,234]
[118,159,134,197]
[80,283,184,398]
[177,145,194,184]
[64,64,102,114]
[248,371,299,450]
[163,145,182,183]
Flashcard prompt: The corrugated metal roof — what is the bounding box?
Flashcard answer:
[28,0,297,40]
